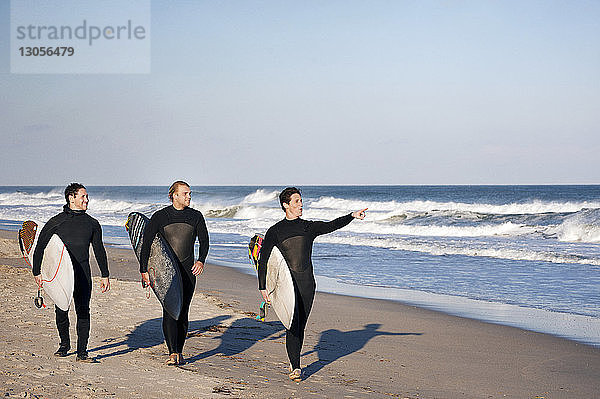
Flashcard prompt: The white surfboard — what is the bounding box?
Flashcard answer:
[19,221,75,311]
[266,246,296,330]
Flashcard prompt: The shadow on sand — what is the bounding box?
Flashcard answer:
[89,315,232,360]
[90,317,419,380]
[302,323,423,379]
[184,318,285,364]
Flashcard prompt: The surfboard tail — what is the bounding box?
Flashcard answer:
[248,233,264,270]
[19,220,38,255]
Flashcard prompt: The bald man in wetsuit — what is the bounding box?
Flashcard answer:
[139,181,209,366]
[258,187,366,382]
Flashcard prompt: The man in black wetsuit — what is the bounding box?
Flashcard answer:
[258,187,366,382]
[33,183,110,363]
[139,181,209,366]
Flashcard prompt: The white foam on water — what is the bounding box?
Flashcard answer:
[241,189,279,204]
[198,218,600,266]
[552,209,600,243]
[0,190,64,206]
[337,220,535,238]
[3,189,600,263]
[310,196,600,215]
[87,198,153,214]
[318,235,600,266]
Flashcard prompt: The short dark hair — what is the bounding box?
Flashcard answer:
[169,181,190,201]
[64,183,86,204]
[279,187,301,211]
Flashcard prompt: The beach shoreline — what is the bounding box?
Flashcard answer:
[1,229,599,398]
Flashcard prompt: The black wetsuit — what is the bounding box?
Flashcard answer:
[258,214,354,369]
[139,205,209,354]
[33,205,109,356]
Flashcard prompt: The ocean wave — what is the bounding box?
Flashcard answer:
[552,209,600,243]
[202,206,240,219]
[318,235,600,266]
[394,209,489,221]
[3,189,599,244]
[202,219,600,266]
[242,189,279,204]
[87,198,152,213]
[340,220,535,238]
[0,207,64,224]
[147,201,600,242]
[0,190,159,226]
[0,190,64,206]
[193,203,282,220]
[310,196,600,216]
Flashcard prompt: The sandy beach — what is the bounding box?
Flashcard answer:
[1,228,599,399]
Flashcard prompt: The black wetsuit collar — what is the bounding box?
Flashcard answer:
[63,204,87,216]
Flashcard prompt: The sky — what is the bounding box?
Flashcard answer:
[1,0,599,185]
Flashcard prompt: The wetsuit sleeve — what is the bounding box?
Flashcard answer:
[257,226,276,290]
[310,213,354,237]
[91,219,109,278]
[139,213,161,273]
[196,213,209,263]
[32,215,63,276]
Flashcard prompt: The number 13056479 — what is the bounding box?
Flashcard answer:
[19,47,75,56]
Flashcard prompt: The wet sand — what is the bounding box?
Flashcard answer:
[1,229,599,398]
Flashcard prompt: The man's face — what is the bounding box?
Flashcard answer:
[69,188,89,211]
[172,185,191,209]
[284,193,303,218]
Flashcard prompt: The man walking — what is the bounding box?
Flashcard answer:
[139,181,209,365]
[33,183,110,363]
[258,187,366,381]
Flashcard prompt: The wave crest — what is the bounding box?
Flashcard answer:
[242,189,279,204]
[553,209,600,243]
[310,196,600,216]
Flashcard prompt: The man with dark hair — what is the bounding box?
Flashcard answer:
[278,186,301,211]
[140,181,209,365]
[33,183,110,363]
[258,187,366,381]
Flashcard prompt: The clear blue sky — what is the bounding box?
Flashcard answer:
[1,1,599,185]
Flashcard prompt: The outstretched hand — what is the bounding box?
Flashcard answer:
[352,208,368,220]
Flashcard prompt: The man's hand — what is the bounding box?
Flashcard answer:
[192,261,204,276]
[141,272,150,287]
[260,289,270,303]
[100,277,110,293]
[33,274,42,288]
[352,208,368,220]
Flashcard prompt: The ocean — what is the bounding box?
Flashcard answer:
[1,185,599,347]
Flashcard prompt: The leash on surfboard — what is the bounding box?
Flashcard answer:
[34,289,46,309]
[255,301,268,322]
[248,234,270,321]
